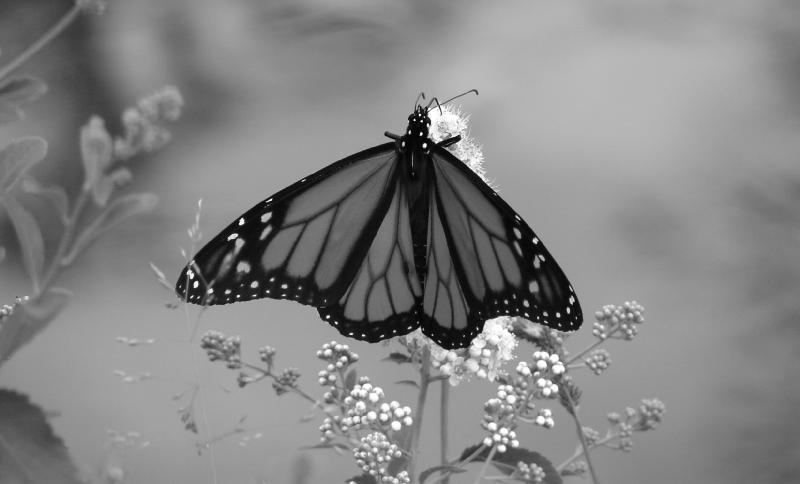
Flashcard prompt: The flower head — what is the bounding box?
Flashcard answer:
[427,104,488,183]
[407,317,517,385]
[352,433,409,483]
[199,330,241,369]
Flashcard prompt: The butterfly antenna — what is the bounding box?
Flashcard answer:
[426,89,479,112]
[414,92,426,109]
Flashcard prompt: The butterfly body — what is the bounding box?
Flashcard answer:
[176,103,582,349]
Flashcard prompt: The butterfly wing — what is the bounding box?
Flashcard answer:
[419,146,582,348]
[317,176,424,342]
[176,143,401,309]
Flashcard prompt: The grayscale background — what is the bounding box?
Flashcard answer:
[1,0,798,483]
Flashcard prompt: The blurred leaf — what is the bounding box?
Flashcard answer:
[0,389,82,484]
[0,137,48,191]
[93,167,132,206]
[0,246,4,264]
[1,194,45,289]
[0,77,47,126]
[79,116,112,192]
[0,288,71,366]
[344,368,358,392]
[395,379,419,388]
[344,474,377,484]
[302,442,351,453]
[21,176,69,224]
[64,192,158,265]
[383,352,412,365]
[419,465,466,484]
[0,77,47,106]
[457,444,562,484]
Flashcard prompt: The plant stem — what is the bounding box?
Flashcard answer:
[473,445,496,484]
[0,3,83,80]
[409,346,432,483]
[566,324,622,365]
[37,187,90,294]
[556,434,615,471]
[440,380,450,484]
[564,391,600,484]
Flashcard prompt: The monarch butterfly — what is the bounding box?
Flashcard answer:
[175,93,582,349]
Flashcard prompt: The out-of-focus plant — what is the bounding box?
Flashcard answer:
[179,106,665,484]
[0,1,183,366]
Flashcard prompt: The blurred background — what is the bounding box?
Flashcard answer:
[1,0,799,482]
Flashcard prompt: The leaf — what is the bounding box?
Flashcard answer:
[64,192,158,265]
[21,176,69,224]
[395,379,419,388]
[0,137,48,191]
[457,444,562,484]
[344,474,377,484]
[79,115,112,191]
[0,389,83,484]
[0,246,5,264]
[0,288,71,365]
[0,77,48,106]
[558,378,581,415]
[419,465,467,484]
[1,193,45,288]
[302,442,351,453]
[93,167,132,206]
[383,352,412,365]
[344,368,357,392]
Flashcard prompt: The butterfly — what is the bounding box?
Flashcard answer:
[175,93,582,349]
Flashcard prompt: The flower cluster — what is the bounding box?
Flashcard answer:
[592,301,645,341]
[114,86,183,160]
[428,104,487,182]
[480,349,566,453]
[352,432,409,483]
[604,398,666,452]
[515,461,546,483]
[316,340,359,386]
[409,317,517,385]
[342,380,412,433]
[258,346,276,368]
[584,348,611,375]
[0,295,28,322]
[199,330,242,369]
[272,367,301,395]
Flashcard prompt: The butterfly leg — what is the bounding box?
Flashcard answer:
[437,136,461,148]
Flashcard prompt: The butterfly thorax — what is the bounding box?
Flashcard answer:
[397,105,433,178]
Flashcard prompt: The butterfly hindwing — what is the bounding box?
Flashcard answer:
[419,147,582,348]
[176,143,400,308]
[317,178,424,342]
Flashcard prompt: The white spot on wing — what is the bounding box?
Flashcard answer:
[227,233,238,241]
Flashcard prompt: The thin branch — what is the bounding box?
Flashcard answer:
[0,4,83,80]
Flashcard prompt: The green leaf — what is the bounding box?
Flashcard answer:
[457,444,562,484]
[0,246,5,264]
[419,465,466,484]
[0,137,48,191]
[0,77,48,106]
[302,442,351,453]
[344,368,358,392]
[383,352,412,365]
[20,176,69,224]
[0,389,83,484]
[0,288,71,365]
[1,194,45,289]
[64,192,158,265]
